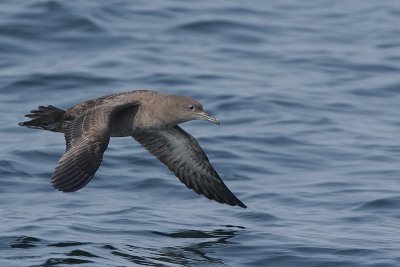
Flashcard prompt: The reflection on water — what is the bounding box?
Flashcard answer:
[6,226,243,266]
[150,227,243,266]
[106,227,243,266]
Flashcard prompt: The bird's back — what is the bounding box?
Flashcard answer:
[64,90,155,119]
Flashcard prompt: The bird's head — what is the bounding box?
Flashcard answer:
[167,95,220,126]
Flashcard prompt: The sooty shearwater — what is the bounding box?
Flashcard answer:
[19,90,246,208]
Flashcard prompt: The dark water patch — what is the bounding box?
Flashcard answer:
[356,197,400,211]
[307,117,336,126]
[377,42,400,49]
[222,224,245,230]
[153,228,238,239]
[337,248,381,256]
[173,19,263,34]
[37,257,93,266]
[340,215,379,223]
[67,249,100,258]
[48,241,91,248]
[109,249,162,266]
[350,83,400,97]
[10,236,41,249]
[222,33,264,45]
[193,73,224,81]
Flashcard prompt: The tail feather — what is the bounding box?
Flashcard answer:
[19,105,67,132]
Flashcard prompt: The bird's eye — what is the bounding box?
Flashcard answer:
[189,105,195,110]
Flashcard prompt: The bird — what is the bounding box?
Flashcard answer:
[19,90,246,208]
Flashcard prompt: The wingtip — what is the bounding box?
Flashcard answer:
[231,198,247,208]
[238,202,247,208]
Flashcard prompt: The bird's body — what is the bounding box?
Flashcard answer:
[19,90,246,208]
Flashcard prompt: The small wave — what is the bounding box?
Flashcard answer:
[237,211,278,221]
[152,228,239,239]
[174,19,262,34]
[2,72,116,94]
[350,82,400,98]
[171,19,266,44]
[356,197,400,211]
[10,236,41,249]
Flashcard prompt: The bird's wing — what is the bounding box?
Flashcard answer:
[52,102,138,192]
[133,126,246,208]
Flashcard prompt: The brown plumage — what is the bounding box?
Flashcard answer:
[19,90,246,208]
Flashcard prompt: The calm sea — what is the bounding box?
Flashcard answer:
[1,1,400,266]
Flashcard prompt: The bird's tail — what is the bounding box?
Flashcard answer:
[19,105,67,133]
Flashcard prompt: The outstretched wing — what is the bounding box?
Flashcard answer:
[133,126,246,208]
[52,103,138,192]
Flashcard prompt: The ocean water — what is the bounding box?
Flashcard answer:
[1,0,400,266]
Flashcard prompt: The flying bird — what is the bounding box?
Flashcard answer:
[19,90,246,208]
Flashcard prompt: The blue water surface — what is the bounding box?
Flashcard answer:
[1,1,400,266]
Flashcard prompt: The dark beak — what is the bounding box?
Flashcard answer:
[197,111,220,125]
